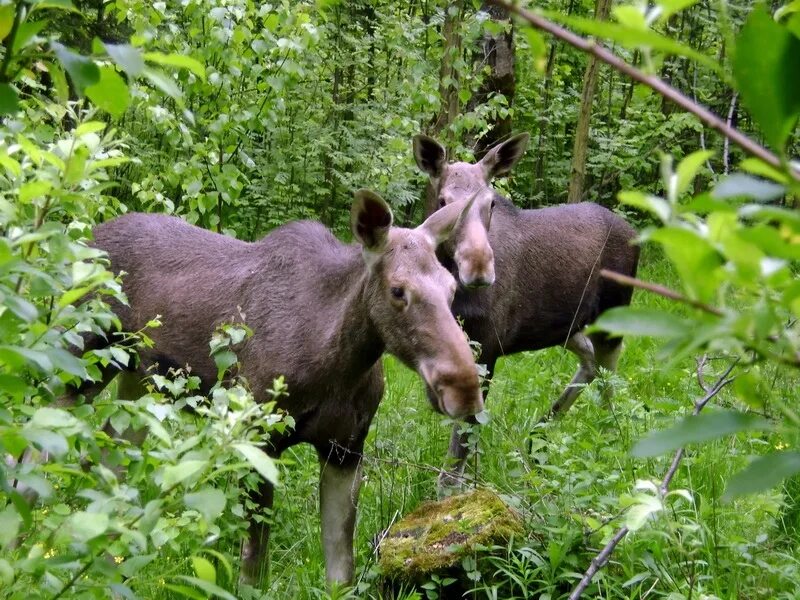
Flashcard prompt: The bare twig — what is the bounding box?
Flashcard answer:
[567,359,738,599]
[488,0,800,181]
[599,269,724,317]
[723,92,738,175]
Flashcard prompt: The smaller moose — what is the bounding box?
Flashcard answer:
[75,191,483,585]
[413,133,640,489]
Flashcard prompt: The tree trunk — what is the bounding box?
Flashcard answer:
[463,3,515,158]
[566,0,612,204]
[431,0,464,151]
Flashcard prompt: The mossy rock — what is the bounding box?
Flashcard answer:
[377,488,523,581]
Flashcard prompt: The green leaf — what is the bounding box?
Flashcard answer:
[184,487,226,523]
[143,66,182,100]
[44,60,69,103]
[523,28,547,72]
[0,83,18,115]
[732,6,800,151]
[143,52,206,80]
[648,227,723,302]
[30,0,79,12]
[0,506,21,549]
[618,190,670,222]
[104,43,144,77]
[676,150,714,198]
[632,410,771,457]
[68,511,110,542]
[0,5,13,41]
[13,19,48,52]
[164,585,207,600]
[657,0,701,22]
[174,576,236,600]
[712,173,786,201]
[724,452,800,499]
[191,555,216,584]
[51,42,99,93]
[161,459,208,490]
[776,0,800,21]
[232,442,279,484]
[119,554,156,578]
[592,306,691,338]
[85,66,130,118]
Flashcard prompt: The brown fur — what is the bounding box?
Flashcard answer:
[413,134,640,488]
[80,191,482,583]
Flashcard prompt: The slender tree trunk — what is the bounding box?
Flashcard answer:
[566,0,612,204]
[464,3,515,158]
[431,0,464,150]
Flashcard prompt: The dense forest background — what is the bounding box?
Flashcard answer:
[1,0,800,598]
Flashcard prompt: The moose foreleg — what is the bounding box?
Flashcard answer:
[437,417,476,495]
[549,332,597,417]
[320,460,362,585]
[240,480,274,586]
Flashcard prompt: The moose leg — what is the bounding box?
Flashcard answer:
[240,480,274,586]
[319,458,362,585]
[549,332,597,417]
[590,332,623,402]
[437,359,496,496]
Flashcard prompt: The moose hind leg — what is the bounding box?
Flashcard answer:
[240,479,275,587]
[549,332,597,417]
[319,458,362,585]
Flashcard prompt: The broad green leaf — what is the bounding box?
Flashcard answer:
[612,6,646,31]
[625,495,662,531]
[143,67,182,100]
[0,374,29,400]
[198,549,233,583]
[676,150,714,198]
[648,227,723,302]
[657,0,701,22]
[592,306,691,338]
[44,60,69,103]
[184,487,226,523]
[524,28,547,72]
[174,576,236,600]
[85,66,130,118]
[724,452,800,499]
[104,42,144,77]
[618,190,670,222]
[143,52,206,79]
[632,410,770,457]
[713,173,786,201]
[0,346,53,372]
[0,5,13,41]
[119,554,156,578]
[775,0,800,21]
[3,294,37,321]
[163,584,206,600]
[233,442,279,484]
[68,511,110,542]
[19,180,52,203]
[161,459,208,490]
[0,506,21,549]
[545,11,722,75]
[732,6,800,151]
[51,42,99,93]
[13,19,48,52]
[0,83,18,115]
[22,428,67,456]
[191,555,216,584]
[30,0,79,12]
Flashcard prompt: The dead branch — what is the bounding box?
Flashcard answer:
[599,269,723,316]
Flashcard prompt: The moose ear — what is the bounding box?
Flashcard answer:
[352,189,393,253]
[479,133,530,179]
[417,191,477,246]
[413,134,447,178]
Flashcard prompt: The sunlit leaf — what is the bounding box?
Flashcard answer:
[713,173,786,201]
[104,42,145,77]
[143,52,206,80]
[0,83,18,115]
[191,556,216,584]
[592,306,692,338]
[232,442,279,484]
[85,66,130,118]
[51,41,99,93]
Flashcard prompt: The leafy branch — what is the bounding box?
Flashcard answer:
[487,0,800,182]
[567,358,738,600]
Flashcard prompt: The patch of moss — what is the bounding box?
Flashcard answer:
[377,488,523,580]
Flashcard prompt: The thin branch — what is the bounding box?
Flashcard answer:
[723,92,738,175]
[599,269,723,317]
[568,359,737,600]
[487,0,800,182]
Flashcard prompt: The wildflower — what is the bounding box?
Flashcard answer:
[114,556,124,564]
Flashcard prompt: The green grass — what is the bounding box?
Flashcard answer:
[149,249,800,599]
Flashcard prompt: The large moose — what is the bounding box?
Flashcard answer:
[413,133,640,489]
[76,191,483,585]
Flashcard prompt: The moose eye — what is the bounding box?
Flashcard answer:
[390,286,405,300]
[438,197,446,209]
[490,198,496,210]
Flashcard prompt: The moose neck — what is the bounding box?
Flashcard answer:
[312,247,385,380]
